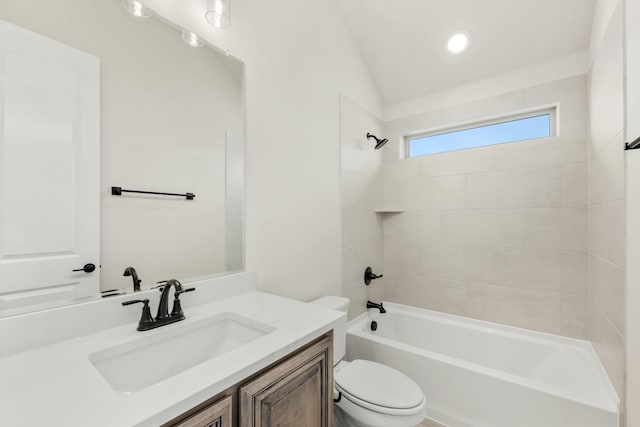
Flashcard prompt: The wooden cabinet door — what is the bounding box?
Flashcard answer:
[239,334,333,427]
[173,395,233,427]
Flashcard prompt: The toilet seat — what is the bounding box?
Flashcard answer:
[334,359,425,416]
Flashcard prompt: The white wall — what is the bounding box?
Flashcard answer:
[383,52,588,122]
[142,0,383,301]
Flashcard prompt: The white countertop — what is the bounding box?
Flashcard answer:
[0,291,345,426]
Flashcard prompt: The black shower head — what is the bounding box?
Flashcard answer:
[366,132,389,150]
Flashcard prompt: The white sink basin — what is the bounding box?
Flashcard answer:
[89,312,274,394]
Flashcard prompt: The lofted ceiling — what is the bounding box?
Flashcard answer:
[337,0,596,106]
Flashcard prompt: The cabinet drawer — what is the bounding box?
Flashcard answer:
[173,395,233,427]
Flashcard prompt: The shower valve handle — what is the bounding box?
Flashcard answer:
[364,266,383,285]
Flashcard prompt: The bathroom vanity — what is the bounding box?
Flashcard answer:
[167,333,332,427]
[0,273,343,426]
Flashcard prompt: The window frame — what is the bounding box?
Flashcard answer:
[404,105,558,158]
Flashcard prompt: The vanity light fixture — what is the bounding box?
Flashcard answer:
[205,0,231,29]
[122,0,152,18]
[447,32,469,54]
[182,29,205,47]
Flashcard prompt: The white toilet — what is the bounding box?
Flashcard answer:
[311,296,427,427]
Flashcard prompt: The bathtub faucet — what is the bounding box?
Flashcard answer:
[366,300,387,314]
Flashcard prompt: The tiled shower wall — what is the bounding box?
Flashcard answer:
[380,75,589,338]
[588,1,626,400]
[339,94,385,319]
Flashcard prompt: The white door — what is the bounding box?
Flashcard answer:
[627,0,640,424]
[0,20,100,311]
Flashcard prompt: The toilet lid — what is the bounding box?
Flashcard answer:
[334,360,424,411]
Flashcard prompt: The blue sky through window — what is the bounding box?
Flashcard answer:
[408,114,551,157]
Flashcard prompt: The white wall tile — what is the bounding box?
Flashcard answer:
[342,171,381,212]
[415,147,494,177]
[382,178,409,209]
[342,210,382,248]
[442,209,526,248]
[367,273,395,303]
[404,175,467,210]
[508,288,563,335]
[588,132,625,205]
[383,158,422,181]
[466,283,563,334]
[589,200,625,267]
[342,245,383,290]
[589,301,625,397]
[342,280,369,320]
[340,95,384,175]
[526,208,588,252]
[465,282,515,326]
[395,275,467,316]
[588,4,624,157]
[494,248,587,295]
[562,295,588,339]
[562,163,588,207]
[589,254,625,335]
[383,210,442,246]
[384,239,423,272]
[493,136,586,171]
[419,243,494,284]
[467,167,562,209]
[560,117,589,140]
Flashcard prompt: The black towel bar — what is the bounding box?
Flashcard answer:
[111,186,195,200]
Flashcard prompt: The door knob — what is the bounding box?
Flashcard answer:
[72,263,96,273]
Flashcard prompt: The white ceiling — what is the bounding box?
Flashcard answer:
[337,0,596,106]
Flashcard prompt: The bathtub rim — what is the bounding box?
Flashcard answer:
[348,302,619,415]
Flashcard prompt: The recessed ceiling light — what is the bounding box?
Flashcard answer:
[447,32,469,54]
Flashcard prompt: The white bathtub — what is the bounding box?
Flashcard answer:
[346,303,619,427]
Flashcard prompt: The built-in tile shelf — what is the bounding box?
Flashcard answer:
[374,208,405,213]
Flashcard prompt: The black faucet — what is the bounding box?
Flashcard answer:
[366,300,387,314]
[123,267,142,292]
[157,279,188,320]
[122,279,195,331]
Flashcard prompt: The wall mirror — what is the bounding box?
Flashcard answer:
[0,0,244,317]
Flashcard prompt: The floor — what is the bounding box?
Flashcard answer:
[420,418,447,427]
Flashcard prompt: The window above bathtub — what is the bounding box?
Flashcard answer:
[405,106,557,158]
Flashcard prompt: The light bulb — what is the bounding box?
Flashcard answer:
[123,0,152,18]
[447,32,469,54]
[206,0,231,29]
[182,29,204,47]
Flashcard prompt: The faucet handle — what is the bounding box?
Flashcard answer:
[122,298,149,306]
[175,287,196,297]
[171,288,195,317]
[364,267,383,285]
[122,299,155,330]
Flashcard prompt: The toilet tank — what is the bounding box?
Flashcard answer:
[310,296,349,364]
